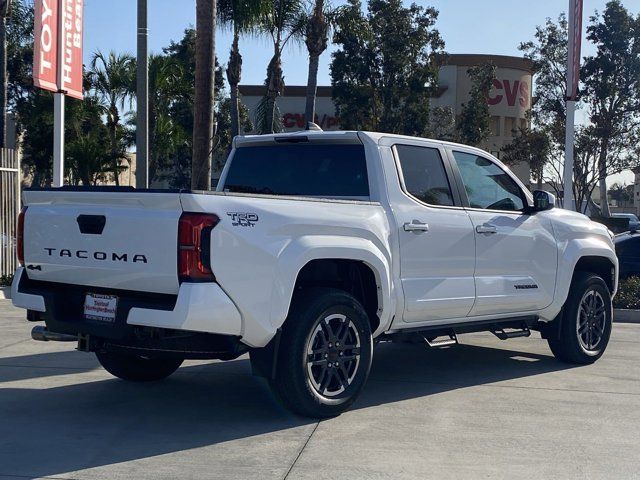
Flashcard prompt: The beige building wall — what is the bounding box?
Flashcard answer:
[239,85,339,132]
[431,54,534,186]
[238,54,536,186]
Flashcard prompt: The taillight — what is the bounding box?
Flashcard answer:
[17,206,27,266]
[177,212,219,283]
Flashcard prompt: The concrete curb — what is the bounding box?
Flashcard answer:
[614,308,640,324]
[0,286,10,300]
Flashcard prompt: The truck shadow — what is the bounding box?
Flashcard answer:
[0,339,576,478]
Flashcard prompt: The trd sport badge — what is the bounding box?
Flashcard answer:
[227,212,259,227]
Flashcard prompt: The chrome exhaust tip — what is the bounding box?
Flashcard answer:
[31,326,77,342]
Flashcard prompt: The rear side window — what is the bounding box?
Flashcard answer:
[395,144,454,206]
[223,144,369,198]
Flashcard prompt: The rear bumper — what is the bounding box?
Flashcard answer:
[11,268,46,312]
[11,267,242,338]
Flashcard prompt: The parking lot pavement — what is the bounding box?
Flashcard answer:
[0,299,639,480]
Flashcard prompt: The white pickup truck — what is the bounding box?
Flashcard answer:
[11,130,618,417]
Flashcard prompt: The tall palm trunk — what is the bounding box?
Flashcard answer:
[262,52,283,134]
[304,0,328,125]
[305,54,320,125]
[108,104,120,186]
[148,96,158,183]
[226,29,242,139]
[192,0,217,190]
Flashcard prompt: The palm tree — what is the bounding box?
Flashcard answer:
[218,0,269,139]
[256,0,305,134]
[147,54,183,183]
[89,51,135,185]
[304,0,329,125]
[192,0,216,190]
[65,96,115,186]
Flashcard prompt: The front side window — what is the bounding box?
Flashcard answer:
[453,151,524,211]
[395,145,454,206]
[223,143,369,198]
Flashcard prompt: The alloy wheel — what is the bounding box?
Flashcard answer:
[306,313,361,397]
[577,289,607,351]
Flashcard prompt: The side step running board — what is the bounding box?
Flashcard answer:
[425,332,458,348]
[491,326,531,340]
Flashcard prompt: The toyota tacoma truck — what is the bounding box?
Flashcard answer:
[11,130,618,418]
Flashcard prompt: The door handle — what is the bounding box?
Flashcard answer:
[476,224,497,234]
[404,221,429,232]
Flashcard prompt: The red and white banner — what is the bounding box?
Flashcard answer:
[60,0,84,99]
[566,0,583,101]
[33,0,59,93]
[33,0,84,99]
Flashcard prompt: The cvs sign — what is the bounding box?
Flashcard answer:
[488,79,529,108]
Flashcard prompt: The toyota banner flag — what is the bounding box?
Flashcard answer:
[33,0,84,99]
[566,0,583,101]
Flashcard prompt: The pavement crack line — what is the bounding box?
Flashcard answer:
[283,421,321,480]
[367,377,640,396]
[0,474,80,480]
[0,338,31,350]
[0,363,95,371]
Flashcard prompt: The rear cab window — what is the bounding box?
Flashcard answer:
[394,144,455,207]
[222,143,370,200]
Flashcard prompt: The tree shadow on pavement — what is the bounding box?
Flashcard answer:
[0,340,575,479]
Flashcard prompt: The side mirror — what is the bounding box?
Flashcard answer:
[532,190,555,212]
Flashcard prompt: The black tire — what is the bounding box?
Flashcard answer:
[548,272,612,364]
[96,350,183,382]
[270,288,373,418]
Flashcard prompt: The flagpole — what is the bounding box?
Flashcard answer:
[563,0,583,211]
[52,0,64,187]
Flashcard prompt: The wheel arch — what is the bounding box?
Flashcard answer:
[573,256,616,294]
[271,239,394,339]
[291,259,383,333]
[539,239,618,323]
[560,240,618,303]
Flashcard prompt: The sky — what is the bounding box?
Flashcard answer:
[82,0,640,183]
[83,0,640,86]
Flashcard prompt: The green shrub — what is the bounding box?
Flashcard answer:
[0,274,13,287]
[613,276,640,309]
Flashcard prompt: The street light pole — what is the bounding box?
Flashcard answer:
[136,0,149,189]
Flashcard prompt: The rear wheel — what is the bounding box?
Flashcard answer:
[548,272,612,364]
[270,288,373,418]
[96,350,183,382]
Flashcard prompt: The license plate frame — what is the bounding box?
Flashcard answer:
[83,293,118,323]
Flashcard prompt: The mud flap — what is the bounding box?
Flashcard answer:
[249,328,282,380]
[538,308,564,340]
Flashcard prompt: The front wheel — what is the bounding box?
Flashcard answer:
[548,272,613,364]
[270,288,373,418]
[96,350,184,382]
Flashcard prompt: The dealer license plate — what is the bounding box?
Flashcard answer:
[83,293,118,322]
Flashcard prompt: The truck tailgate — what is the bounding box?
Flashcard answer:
[22,190,182,295]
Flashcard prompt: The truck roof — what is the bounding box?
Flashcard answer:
[233,130,493,158]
